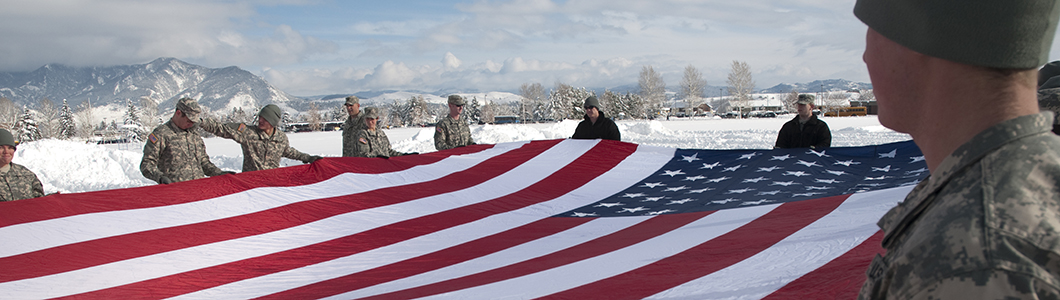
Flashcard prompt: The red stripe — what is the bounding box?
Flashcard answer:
[762,230,884,300]
[542,194,850,299]
[0,144,491,227]
[59,141,638,299]
[0,142,528,284]
[356,211,714,300]
[257,217,596,299]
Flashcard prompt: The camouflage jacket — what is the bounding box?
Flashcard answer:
[200,119,314,172]
[140,120,224,183]
[434,115,474,151]
[342,115,364,157]
[858,112,1060,299]
[0,163,44,201]
[350,129,405,158]
[1038,87,1060,134]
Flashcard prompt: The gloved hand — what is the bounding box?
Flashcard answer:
[159,176,173,184]
[404,152,419,156]
[307,155,324,163]
[373,155,390,159]
[221,171,236,175]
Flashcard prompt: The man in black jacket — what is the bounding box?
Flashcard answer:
[571,95,621,141]
[775,94,830,149]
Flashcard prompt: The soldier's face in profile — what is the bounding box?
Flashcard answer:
[174,111,196,130]
[0,145,14,167]
[258,116,274,132]
[346,103,360,117]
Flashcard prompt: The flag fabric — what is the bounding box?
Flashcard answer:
[0,138,927,299]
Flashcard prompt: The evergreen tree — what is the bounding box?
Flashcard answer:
[14,106,41,143]
[469,97,482,124]
[58,99,77,139]
[282,112,293,132]
[123,99,144,140]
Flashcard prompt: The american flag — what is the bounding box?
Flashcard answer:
[0,138,926,299]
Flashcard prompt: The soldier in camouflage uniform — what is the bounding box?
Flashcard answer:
[855,0,1060,299]
[341,96,365,157]
[350,107,409,158]
[1038,61,1060,134]
[434,95,474,151]
[200,104,322,172]
[0,128,43,201]
[140,98,228,184]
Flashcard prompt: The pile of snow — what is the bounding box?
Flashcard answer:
[15,116,910,195]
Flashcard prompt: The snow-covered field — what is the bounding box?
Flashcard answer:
[17,115,910,195]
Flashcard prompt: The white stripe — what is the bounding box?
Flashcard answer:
[177,144,677,299]
[0,140,595,299]
[0,142,529,258]
[419,204,781,299]
[326,217,650,300]
[645,186,909,299]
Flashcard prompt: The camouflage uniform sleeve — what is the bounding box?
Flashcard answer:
[27,168,43,199]
[434,120,450,151]
[140,129,165,183]
[351,130,371,157]
[197,137,225,177]
[283,145,314,163]
[200,118,247,143]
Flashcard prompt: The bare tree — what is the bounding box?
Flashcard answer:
[726,60,755,117]
[639,66,666,119]
[783,90,800,112]
[307,102,322,131]
[480,99,496,124]
[75,100,94,138]
[680,65,707,117]
[858,90,875,101]
[822,91,850,113]
[37,98,59,138]
[519,83,545,122]
[140,96,161,132]
[0,97,17,129]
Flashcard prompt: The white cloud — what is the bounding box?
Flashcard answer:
[442,52,462,70]
[0,0,335,71]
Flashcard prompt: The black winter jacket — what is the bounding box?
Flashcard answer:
[572,112,621,141]
[775,114,831,149]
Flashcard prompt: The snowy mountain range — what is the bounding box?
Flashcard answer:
[0,57,302,115]
[0,58,872,116]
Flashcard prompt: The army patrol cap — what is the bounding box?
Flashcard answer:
[447,95,466,106]
[796,94,815,105]
[363,107,380,119]
[345,96,360,106]
[854,0,1060,69]
[583,95,600,109]
[175,98,203,123]
[258,104,283,127]
[0,128,16,148]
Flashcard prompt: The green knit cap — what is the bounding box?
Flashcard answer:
[0,128,15,148]
[258,104,283,127]
[855,0,1060,69]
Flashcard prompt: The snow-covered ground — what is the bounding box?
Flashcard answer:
[16,115,910,195]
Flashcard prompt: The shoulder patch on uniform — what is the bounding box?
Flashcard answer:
[148,133,158,144]
[238,123,246,132]
[359,137,368,144]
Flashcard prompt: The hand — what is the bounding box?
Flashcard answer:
[404,152,419,156]
[159,176,173,184]
[222,171,236,175]
[307,155,324,163]
[373,155,390,159]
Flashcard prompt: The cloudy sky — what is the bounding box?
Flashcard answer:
[3,0,1059,96]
